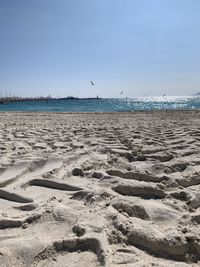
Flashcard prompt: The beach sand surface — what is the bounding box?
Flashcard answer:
[0,111,200,266]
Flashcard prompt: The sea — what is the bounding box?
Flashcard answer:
[0,96,200,112]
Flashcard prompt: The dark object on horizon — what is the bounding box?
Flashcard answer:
[57,96,102,100]
[82,97,102,100]
[91,81,94,86]
[59,96,79,100]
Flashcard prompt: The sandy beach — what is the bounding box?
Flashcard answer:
[0,111,200,266]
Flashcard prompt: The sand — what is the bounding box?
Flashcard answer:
[0,111,200,266]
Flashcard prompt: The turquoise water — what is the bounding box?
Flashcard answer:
[0,96,200,112]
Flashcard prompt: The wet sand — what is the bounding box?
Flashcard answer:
[0,111,200,266]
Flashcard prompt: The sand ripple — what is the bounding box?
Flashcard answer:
[0,111,199,266]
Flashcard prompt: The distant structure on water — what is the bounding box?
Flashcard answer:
[0,94,102,104]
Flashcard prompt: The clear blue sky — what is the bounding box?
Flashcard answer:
[0,0,200,98]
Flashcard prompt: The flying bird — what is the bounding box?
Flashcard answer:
[120,91,123,95]
[91,81,94,86]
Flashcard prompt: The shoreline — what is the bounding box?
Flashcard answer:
[0,109,200,113]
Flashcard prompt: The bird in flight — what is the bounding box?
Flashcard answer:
[91,81,94,86]
[120,91,123,95]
